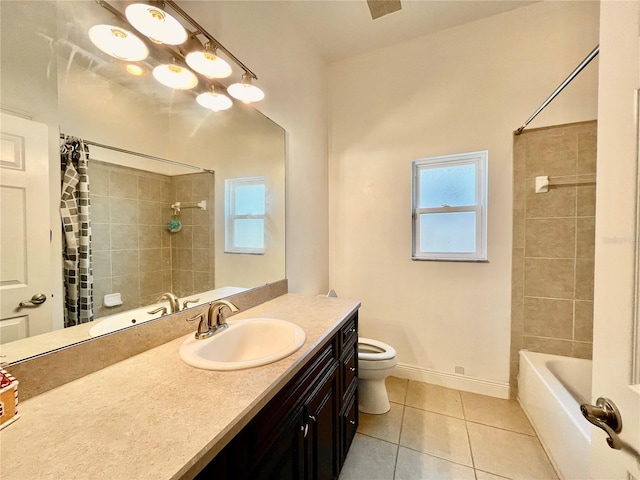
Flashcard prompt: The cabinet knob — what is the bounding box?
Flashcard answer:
[302,423,309,438]
[349,367,356,372]
[349,420,356,426]
[309,415,316,422]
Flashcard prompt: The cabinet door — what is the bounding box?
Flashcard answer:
[305,363,339,480]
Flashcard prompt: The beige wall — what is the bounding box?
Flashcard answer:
[328,1,599,392]
[511,121,596,390]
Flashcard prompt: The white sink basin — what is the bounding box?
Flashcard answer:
[179,318,306,371]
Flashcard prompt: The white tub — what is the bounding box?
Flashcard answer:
[89,287,248,337]
[518,350,592,480]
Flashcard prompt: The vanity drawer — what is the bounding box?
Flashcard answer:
[341,345,357,397]
[340,387,358,467]
[341,313,358,349]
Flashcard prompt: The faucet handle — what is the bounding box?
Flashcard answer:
[182,298,200,310]
[147,306,168,316]
[187,313,214,340]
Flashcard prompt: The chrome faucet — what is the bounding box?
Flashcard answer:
[207,299,239,334]
[157,292,180,313]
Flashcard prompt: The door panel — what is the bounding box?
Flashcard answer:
[0,112,51,342]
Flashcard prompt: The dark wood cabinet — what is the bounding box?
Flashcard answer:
[196,311,358,480]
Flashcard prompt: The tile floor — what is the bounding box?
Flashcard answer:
[339,377,558,480]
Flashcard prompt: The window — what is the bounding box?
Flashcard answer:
[225,176,266,254]
[411,151,488,261]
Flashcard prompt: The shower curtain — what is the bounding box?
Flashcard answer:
[60,137,93,327]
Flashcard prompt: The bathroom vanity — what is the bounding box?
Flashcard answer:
[198,312,358,479]
[0,294,360,480]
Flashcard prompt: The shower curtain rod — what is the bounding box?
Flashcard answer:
[515,45,599,135]
[59,133,213,173]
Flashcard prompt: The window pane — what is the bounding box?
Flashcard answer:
[234,219,264,249]
[419,164,476,208]
[419,212,476,253]
[235,184,265,215]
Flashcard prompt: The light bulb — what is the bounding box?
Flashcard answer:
[125,3,188,45]
[196,90,233,111]
[88,25,148,61]
[227,74,264,104]
[185,45,232,79]
[126,64,146,76]
[153,64,198,90]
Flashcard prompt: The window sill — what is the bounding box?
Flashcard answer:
[411,256,489,263]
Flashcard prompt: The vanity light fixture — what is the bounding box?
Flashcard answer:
[196,87,233,112]
[125,2,188,45]
[185,43,233,79]
[126,64,146,76]
[88,24,149,61]
[227,73,265,104]
[153,63,198,89]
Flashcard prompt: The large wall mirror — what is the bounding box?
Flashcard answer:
[0,1,286,363]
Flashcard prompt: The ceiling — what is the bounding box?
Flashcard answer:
[283,0,539,63]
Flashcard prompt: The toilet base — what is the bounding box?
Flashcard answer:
[358,378,390,414]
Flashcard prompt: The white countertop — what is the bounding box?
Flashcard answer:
[0,294,360,480]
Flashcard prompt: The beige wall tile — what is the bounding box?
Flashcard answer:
[173,226,193,249]
[140,271,164,298]
[89,163,110,196]
[577,131,597,175]
[110,197,138,225]
[522,335,572,356]
[513,209,525,248]
[511,286,524,327]
[92,223,110,252]
[572,341,593,359]
[139,248,163,272]
[193,226,211,248]
[162,270,173,292]
[91,195,110,223]
[173,270,194,297]
[525,218,575,258]
[192,248,211,272]
[162,248,172,270]
[576,217,595,259]
[525,133,577,178]
[92,251,111,279]
[523,297,573,339]
[112,274,140,309]
[192,271,212,292]
[111,224,139,250]
[574,300,594,342]
[138,176,166,201]
[93,278,111,310]
[512,247,524,287]
[577,184,596,216]
[111,249,138,277]
[138,200,163,226]
[109,171,138,199]
[562,121,597,135]
[138,225,162,250]
[575,258,594,300]
[172,248,193,270]
[525,181,576,218]
[524,258,574,298]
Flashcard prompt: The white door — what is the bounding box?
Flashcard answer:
[590,2,640,478]
[0,112,51,343]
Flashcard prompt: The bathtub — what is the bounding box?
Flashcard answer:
[88,286,248,337]
[518,350,592,480]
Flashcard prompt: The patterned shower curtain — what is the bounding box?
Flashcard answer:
[60,137,93,327]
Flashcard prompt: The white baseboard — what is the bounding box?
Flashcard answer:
[393,363,510,399]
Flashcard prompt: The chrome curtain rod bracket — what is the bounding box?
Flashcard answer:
[59,133,214,174]
[515,45,599,136]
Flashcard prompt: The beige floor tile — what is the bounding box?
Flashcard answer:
[394,447,475,480]
[358,402,404,444]
[475,470,513,480]
[405,381,463,418]
[339,433,397,480]
[400,407,472,467]
[460,391,534,435]
[467,423,557,480]
[386,376,408,404]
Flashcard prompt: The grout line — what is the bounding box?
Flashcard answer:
[391,403,406,480]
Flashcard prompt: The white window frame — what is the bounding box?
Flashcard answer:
[411,151,488,262]
[225,176,266,255]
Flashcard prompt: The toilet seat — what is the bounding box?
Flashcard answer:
[358,337,396,361]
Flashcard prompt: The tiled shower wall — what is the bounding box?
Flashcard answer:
[510,121,597,390]
[90,161,215,318]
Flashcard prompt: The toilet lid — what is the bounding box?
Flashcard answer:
[358,337,397,361]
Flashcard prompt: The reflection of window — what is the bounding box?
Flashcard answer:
[225,176,266,254]
[411,151,488,261]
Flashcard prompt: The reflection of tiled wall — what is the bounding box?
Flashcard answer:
[511,121,596,391]
[169,173,216,298]
[90,161,173,318]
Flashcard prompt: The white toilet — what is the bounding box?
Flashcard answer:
[358,337,397,414]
